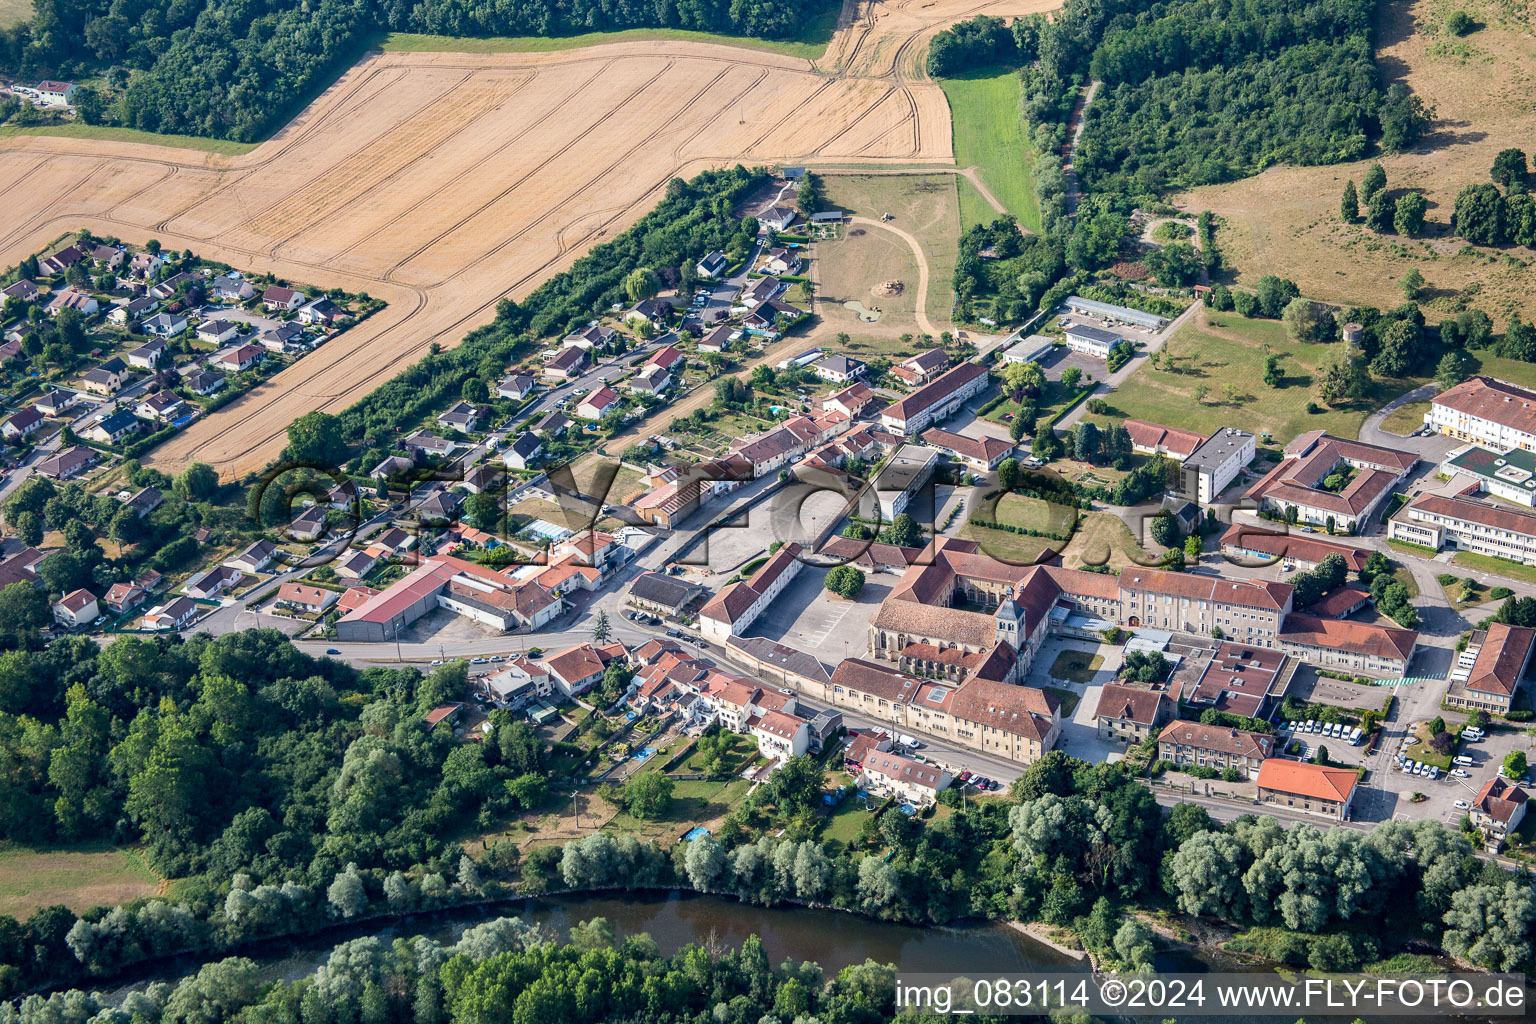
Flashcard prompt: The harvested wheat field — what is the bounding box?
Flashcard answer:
[1176,0,1536,326]
[0,0,1058,479]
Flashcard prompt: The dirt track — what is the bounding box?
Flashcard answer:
[0,0,1059,477]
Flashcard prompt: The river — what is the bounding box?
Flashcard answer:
[92,891,1083,1001]
[82,892,1527,1023]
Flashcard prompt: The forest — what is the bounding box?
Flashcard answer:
[0,0,831,142]
[928,0,1426,208]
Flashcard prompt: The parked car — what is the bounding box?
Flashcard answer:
[1454,800,1471,810]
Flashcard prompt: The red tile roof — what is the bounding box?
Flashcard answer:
[1256,760,1357,802]
[1467,622,1536,696]
[1279,613,1417,663]
[1123,419,1207,459]
[1094,683,1166,726]
[1434,376,1536,437]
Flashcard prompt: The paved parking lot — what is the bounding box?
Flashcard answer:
[749,568,890,666]
[1036,346,1106,385]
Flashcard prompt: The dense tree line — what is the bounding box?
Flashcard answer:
[925,15,1017,77]
[1,0,829,141]
[0,629,553,994]
[336,168,763,468]
[1452,147,1536,248]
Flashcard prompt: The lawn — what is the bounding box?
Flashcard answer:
[959,522,1056,564]
[820,795,875,849]
[1100,308,1420,441]
[375,5,841,61]
[1047,650,1104,684]
[983,379,1091,431]
[0,842,162,919]
[1403,721,1455,770]
[1452,550,1536,586]
[0,123,259,156]
[1379,400,1432,437]
[1437,574,1483,609]
[940,66,1039,232]
[991,493,1075,537]
[605,774,754,837]
[1042,685,1082,717]
[1391,565,1420,599]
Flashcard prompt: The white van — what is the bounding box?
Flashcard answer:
[1454,755,1475,766]
[1349,727,1363,745]
[1464,727,1484,739]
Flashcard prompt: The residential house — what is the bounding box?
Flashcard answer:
[739,276,783,308]
[1,407,44,440]
[860,750,950,807]
[4,279,40,303]
[142,597,199,631]
[1093,683,1169,743]
[225,539,278,573]
[277,583,339,614]
[402,430,460,460]
[335,547,382,581]
[812,354,866,384]
[48,288,98,316]
[81,358,130,395]
[150,271,199,301]
[197,319,241,345]
[121,487,163,517]
[1471,775,1530,851]
[370,454,416,481]
[208,273,253,302]
[543,346,587,380]
[823,382,875,419]
[502,431,544,471]
[35,81,78,105]
[89,245,125,270]
[890,348,949,388]
[625,298,673,326]
[1157,721,1273,779]
[759,206,797,231]
[183,369,225,396]
[496,373,535,401]
[39,245,85,274]
[35,446,98,480]
[105,582,147,615]
[142,312,188,337]
[761,247,801,275]
[575,386,622,421]
[109,297,159,328]
[534,412,570,437]
[627,362,672,395]
[135,390,187,423]
[436,401,484,433]
[183,565,245,600]
[297,297,344,326]
[1255,760,1358,821]
[699,325,735,353]
[258,322,304,353]
[53,589,98,628]
[462,464,505,495]
[210,344,263,373]
[286,505,330,541]
[262,285,305,311]
[127,337,167,368]
[696,250,728,277]
[129,252,164,280]
[83,410,141,445]
[544,642,626,697]
[752,710,811,761]
[562,323,618,351]
[35,390,78,418]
